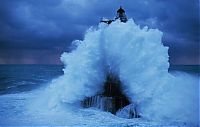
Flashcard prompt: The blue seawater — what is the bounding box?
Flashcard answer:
[0,64,198,95]
[0,65,63,95]
[0,64,198,126]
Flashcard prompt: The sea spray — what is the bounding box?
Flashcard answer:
[42,19,198,125]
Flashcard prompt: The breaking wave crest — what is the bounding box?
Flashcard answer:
[42,19,198,125]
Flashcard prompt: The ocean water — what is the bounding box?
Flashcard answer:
[0,65,63,95]
[0,64,198,96]
[0,64,198,126]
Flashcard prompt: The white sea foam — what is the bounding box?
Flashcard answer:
[43,19,198,126]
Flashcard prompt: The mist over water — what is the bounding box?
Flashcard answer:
[39,19,198,125]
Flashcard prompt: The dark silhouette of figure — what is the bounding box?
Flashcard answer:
[100,6,128,24]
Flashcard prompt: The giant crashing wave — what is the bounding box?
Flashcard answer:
[43,19,198,125]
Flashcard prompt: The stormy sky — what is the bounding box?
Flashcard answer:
[0,0,199,64]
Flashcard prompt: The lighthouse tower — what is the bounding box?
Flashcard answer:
[115,6,128,23]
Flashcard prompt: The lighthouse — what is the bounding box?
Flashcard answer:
[81,6,141,118]
[100,6,128,24]
[115,6,128,23]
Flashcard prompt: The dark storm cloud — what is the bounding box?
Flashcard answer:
[0,0,199,64]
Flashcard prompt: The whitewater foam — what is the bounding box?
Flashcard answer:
[42,19,198,126]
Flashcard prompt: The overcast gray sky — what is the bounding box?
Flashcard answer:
[0,0,199,64]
